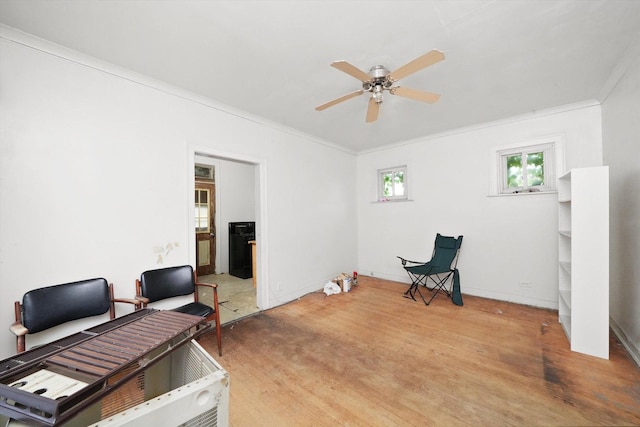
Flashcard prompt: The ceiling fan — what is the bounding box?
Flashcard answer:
[315,50,445,123]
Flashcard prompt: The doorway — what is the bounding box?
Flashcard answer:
[190,151,266,324]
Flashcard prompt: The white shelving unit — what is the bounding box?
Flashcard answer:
[557,166,609,359]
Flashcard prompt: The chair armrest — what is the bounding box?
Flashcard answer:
[113,297,140,305]
[195,282,220,309]
[113,297,142,310]
[135,295,150,304]
[9,321,28,337]
[195,282,218,289]
[397,256,425,266]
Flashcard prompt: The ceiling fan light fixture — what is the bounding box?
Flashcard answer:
[373,85,384,104]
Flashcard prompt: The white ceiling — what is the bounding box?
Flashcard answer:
[1,0,639,152]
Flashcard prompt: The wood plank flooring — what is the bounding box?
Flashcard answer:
[198,276,640,426]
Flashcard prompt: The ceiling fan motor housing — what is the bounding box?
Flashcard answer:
[368,65,389,79]
[363,65,393,96]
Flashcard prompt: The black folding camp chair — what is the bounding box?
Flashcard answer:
[398,234,463,306]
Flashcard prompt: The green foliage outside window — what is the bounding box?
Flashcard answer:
[507,154,523,187]
[526,152,544,186]
[506,152,544,188]
[382,171,405,197]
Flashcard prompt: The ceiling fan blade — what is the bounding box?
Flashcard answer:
[315,90,364,111]
[330,60,372,82]
[390,86,440,104]
[366,98,380,123]
[388,50,445,82]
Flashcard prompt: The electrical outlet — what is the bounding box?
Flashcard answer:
[519,281,532,288]
[276,281,281,290]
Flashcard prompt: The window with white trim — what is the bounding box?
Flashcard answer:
[378,166,407,201]
[496,142,556,194]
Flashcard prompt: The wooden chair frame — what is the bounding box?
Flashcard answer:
[135,266,222,356]
[10,280,139,353]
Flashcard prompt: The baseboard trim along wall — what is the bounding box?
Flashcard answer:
[610,317,640,367]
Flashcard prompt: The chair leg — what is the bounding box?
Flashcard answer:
[403,283,418,301]
[405,272,455,306]
[216,321,222,357]
[403,282,431,305]
[414,285,429,305]
[403,272,431,305]
[425,286,440,305]
[424,273,454,305]
[204,311,223,357]
[214,310,222,357]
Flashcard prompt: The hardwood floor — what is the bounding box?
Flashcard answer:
[198,276,640,426]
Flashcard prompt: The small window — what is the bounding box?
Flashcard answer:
[378,166,407,201]
[194,189,210,232]
[497,142,556,194]
[195,164,214,180]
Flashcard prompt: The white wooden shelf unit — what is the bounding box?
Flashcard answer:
[557,166,609,359]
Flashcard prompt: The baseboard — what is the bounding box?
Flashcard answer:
[460,286,558,310]
[610,317,640,367]
[366,271,412,284]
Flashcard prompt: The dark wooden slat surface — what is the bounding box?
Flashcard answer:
[47,311,203,377]
[199,276,640,426]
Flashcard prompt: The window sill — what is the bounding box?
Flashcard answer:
[371,199,414,204]
[487,190,557,198]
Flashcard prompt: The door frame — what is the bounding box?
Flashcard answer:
[187,145,269,311]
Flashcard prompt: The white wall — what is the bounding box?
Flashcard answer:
[602,48,640,362]
[0,29,357,359]
[357,103,603,308]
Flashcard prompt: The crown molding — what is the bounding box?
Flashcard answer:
[0,24,355,156]
[359,99,600,155]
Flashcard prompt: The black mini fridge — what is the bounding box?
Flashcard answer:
[228,221,255,279]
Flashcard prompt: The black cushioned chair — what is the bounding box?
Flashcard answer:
[398,234,464,306]
[135,265,222,356]
[10,278,139,353]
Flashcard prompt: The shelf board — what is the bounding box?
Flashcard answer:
[559,261,571,274]
[560,314,572,340]
[559,290,571,309]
